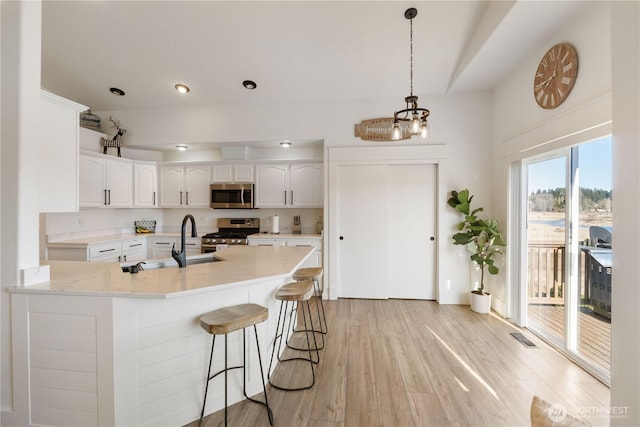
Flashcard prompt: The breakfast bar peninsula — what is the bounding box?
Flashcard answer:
[9,245,314,427]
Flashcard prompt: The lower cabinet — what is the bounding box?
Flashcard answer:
[247,236,323,292]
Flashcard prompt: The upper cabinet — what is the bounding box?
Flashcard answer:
[79,152,133,208]
[159,164,211,207]
[39,90,88,213]
[212,163,254,183]
[255,163,322,208]
[134,163,158,208]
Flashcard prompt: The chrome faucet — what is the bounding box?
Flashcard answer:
[172,214,198,268]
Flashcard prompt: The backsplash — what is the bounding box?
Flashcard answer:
[45,207,323,241]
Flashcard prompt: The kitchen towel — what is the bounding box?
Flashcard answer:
[271,215,279,234]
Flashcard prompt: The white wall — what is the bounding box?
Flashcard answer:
[1,1,43,423]
[491,1,612,315]
[610,2,640,424]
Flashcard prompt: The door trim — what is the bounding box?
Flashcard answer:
[327,145,445,302]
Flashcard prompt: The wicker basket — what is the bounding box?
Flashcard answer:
[135,220,156,234]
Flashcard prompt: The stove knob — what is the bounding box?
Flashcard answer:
[220,239,226,244]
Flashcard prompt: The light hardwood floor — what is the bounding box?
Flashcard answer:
[188,299,610,427]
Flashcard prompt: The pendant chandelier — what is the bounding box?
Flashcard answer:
[391,8,430,141]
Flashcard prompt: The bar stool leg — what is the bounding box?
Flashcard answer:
[199,335,216,427]
[314,278,328,335]
[268,299,319,391]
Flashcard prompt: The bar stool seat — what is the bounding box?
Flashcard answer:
[199,303,273,426]
[268,280,320,391]
[292,267,327,337]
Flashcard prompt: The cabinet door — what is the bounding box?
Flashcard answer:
[159,166,184,207]
[184,165,211,207]
[290,163,323,207]
[79,155,107,207]
[234,164,254,183]
[255,164,288,207]
[39,90,85,213]
[122,238,147,262]
[106,160,132,207]
[150,238,177,259]
[134,164,157,207]
[212,164,233,183]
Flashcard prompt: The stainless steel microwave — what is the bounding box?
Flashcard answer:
[210,183,255,209]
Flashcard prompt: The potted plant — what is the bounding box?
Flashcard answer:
[448,189,506,313]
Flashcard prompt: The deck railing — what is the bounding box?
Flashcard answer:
[527,242,590,305]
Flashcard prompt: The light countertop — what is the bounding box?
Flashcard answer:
[10,245,314,299]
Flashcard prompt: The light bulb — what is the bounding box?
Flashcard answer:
[391,122,402,140]
[420,121,430,139]
[410,113,421,134]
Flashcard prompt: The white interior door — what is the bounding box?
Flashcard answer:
[387,164,437,299]
[336,164,389,298]
[336,163,437,300]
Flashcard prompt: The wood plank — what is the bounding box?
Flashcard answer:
[188,300,609,427]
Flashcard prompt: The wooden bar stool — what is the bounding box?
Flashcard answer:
[199,303,273,427]
[268,280,320,391]
[293,267,327,337]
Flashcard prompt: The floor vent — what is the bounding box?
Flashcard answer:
[510,332,537,347]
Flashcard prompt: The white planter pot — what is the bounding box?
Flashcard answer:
[470,292,491,314]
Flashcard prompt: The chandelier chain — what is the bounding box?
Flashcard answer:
[409,16,413,98]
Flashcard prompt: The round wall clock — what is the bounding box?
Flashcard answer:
[533,43,578,109]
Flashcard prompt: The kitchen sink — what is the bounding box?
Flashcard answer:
[121,255,220,273]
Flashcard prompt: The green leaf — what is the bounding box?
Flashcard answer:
[488,264,499,275]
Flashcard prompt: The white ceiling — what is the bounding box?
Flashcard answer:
[41,1,587,114]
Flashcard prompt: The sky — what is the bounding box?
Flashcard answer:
[528,136,612,192]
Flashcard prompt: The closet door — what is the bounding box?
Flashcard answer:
[387,164,437,299]
[335,163,437,299]
[336,164,389,298]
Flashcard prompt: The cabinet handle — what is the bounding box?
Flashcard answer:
[291,190,294,204]
[118,255,121,262]
[156,242,171,245]
[153,191,156,206]
[186,191,189,205]
[108,189,111,205]
[284,191,287,205]
[186,243,196,246]
[180,191,183,205]
[104,189,108,206]
[99,248,116,253]
[123,255,127,261]
[129,243,143,247]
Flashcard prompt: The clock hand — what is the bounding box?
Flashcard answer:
[535,70,557,89]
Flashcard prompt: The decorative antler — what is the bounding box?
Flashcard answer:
[108,116,121,132]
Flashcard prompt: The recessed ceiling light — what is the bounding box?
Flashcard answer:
[242,80,257,90]
[175,84,190,94]
[280,141,292,148]
[109,87,125,96]
[176,144,189,151]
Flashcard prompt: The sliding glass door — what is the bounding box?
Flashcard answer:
[525,137,612,381]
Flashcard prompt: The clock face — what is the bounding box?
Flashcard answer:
[533,43,578,109]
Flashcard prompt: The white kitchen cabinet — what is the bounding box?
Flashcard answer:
[150,236,200,259]
[121,238,147,262]
[286,238,322,268]
[159,164,211,207]
[79,152,133,208]
[39,90,87,213]
[255,163,322,208]
[149,237,176,259]
[134,163,157,207]
[247,238,287,247]
[212,163,254,183]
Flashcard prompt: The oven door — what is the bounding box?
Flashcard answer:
[210,183,254,209]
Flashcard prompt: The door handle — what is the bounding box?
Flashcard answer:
[108,189,111,205]
[104,189,107,205]
[186,192,189,205]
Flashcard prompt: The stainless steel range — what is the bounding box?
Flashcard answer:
[201,218,260,253]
